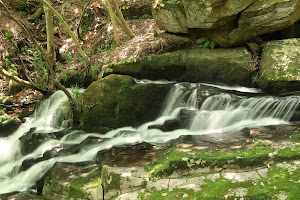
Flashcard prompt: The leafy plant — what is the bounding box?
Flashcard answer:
[141,14,153,19]
[196,37,217,49]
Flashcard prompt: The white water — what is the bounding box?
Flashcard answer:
[0,82,299,194]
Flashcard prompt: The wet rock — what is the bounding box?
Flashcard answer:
[149,109,196,131]
[104,48,253,86]
[0,110,21,137]
[80,74,171,132]
[19,129,68,155]
[7,192,44,200]
[42,163,103,200]
[96,142,155,166]
[257,38,300,93]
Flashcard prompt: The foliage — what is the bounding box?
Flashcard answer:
[141,14,153,19]
[69,85,84,113]
[26,47,48,89]
[1,54,16,70]
[196,37,217,49]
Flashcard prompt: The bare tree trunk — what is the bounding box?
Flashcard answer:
[111,0,135,38]
[107,0,120,45]
[44,0,55,67]
[97,0,125,32]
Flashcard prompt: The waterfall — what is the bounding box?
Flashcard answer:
[0,82,299,194]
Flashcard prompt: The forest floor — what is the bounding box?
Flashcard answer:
[0,0,193,120]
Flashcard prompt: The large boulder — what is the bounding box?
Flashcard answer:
[104,48,254,86]
[152,0,256,33]
[257,38,300,93]
[228,0,300,46]
[153,0,300,47]
[79,74,171,132]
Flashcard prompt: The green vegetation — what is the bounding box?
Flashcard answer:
[196,37,217,49]
[145,144,275,177]
[140,164,300,199]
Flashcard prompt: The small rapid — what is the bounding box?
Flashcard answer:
[0,81,299,194]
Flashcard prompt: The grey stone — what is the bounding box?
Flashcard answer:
[228,0,300,46]
[257,38,300,93]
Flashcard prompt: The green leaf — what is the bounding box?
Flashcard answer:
[203,40,210,48]
[196,37,208,44]
[210,41,216,49]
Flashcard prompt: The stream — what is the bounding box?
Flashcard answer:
[0,80,299,194]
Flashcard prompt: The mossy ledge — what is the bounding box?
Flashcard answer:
[103,47,253,86]
[145,143,299,177]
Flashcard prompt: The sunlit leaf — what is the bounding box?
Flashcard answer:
[210,41,216,49]
[203,40,210,48]
[196,37,208,44]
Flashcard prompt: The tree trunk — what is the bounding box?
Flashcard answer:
[44,0,55,67]
[111,0,135,38]
[107,0,120,45]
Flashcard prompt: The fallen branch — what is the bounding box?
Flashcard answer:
[0,67,47,94]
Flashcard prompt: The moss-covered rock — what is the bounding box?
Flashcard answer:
[79,74,171,132]
[7,192,44,200]
[42,163,103,200]
[0,109,21,137]
[100,140,299,199]
[8,79,22,94]
[257,39,300,93]
[140,162,300,199]
[104,48,253,86]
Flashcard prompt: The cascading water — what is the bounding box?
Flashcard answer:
[0,81,299,194]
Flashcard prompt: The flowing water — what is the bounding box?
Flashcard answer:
[0,81,299,194]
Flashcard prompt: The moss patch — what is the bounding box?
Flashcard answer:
[145,144,276,177]
[141,162,300,199]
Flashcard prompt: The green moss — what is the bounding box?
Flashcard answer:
[247,166,300,199]
[146,145,275,177]
[43,165,102,199]
[66,167,102,198]
[275,147,300,162]
[142,162,299,199]
[292,133,300,142]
